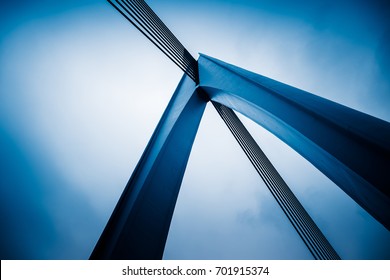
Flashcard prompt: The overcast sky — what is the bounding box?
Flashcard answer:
[1,0,389,259]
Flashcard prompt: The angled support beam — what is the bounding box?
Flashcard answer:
[90,74,207,259]
[198,54,390,231]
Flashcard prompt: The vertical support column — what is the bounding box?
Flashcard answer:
[91,74,207,259]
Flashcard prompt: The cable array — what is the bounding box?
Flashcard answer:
[212,102,340,260]
[107,0,198,82]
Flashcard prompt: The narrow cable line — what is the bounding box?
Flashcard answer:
[127,0,187,60]
[107,0,190,76]
[222,103,340,259]
[130,0,196,68]
[134,0,189,54]
[215,104,326,259]
[218,103,339,260]
[268,173,339,259]
[132,0,198,76]
[119,0,196,77]
[216,103,336,260]
[107,0,198,82]
[213,102,340,260]
[114,0,196,78]
[216,106,323,259]
[230,115,337,259]
[246,134,340,259]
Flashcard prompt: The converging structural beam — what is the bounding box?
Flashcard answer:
[90,74,207,259]
[198,54,390,231]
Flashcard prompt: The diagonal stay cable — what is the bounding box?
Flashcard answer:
[219,105,338,259]
[130,0,197,70]
[119,0,197,78]
[114,0,197,79]
[132,0,198,74]
[107,0,198,81]
[212,102,340,260]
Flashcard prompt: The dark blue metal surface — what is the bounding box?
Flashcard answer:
[198,54,390,231]
[90,74,207,259]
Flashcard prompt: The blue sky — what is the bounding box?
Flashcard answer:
[1,0,389,259]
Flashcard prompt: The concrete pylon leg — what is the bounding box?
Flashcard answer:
[198,54,390,231]
[91,74,207,259]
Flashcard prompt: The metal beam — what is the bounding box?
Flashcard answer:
[198,54,390,231]
[90,74,207,259]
